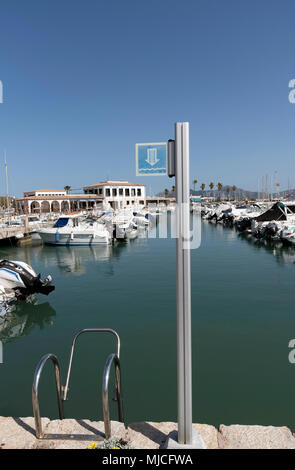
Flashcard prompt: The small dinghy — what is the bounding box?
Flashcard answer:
[0,259,55,310]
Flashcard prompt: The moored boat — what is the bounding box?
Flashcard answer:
[0,259,55,316]
[37,214,111,245]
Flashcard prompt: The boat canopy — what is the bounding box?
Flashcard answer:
[255,202,287,222]
[53,217,69,228]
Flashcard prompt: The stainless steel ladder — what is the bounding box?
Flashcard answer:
[32,328,124,440]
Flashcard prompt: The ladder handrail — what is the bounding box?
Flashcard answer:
[63,328,120,400]
[32,353,64,438]
[102,353,124,440]
[32,329,123,440]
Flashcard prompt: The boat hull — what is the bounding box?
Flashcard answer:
[38,231,110,246]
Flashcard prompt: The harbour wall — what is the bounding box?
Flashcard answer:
[1,417,295,449]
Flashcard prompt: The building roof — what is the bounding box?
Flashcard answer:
[83,181,144,188]
[17,194,105,201]
[24,189,66,193]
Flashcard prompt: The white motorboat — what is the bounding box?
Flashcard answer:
[0,259,55,316]
[37,214,111,245]
[133,211,151,227]
[101,209,138,240]
[126,223,138,239]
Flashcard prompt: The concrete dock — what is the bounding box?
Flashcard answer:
[1,417,295,449]
[0,226,32,242]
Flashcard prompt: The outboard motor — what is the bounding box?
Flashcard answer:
[254,225,267,239]
[0,259,55,299]
[236,217,252,232]
[264,223,280,241]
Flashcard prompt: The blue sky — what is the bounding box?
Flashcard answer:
[1,0,295,196]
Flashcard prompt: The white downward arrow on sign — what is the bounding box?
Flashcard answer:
[146,148,159,166]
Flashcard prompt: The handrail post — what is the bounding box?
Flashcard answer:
[32,353,64,438]
[102,353,124,440]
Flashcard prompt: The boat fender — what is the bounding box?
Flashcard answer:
[71,232,74,240]
[55,231,60,242]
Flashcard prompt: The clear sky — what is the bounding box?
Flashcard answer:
[1,0,295,197]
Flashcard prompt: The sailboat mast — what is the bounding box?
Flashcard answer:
[4,150,9,210]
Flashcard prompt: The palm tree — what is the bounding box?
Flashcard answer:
[193,179,198,193]
[164,188,170,198]
[172,185,176,194]
[200,183,206,197]
[64,185,71,194]
[226,186,231,200]
[232,185,237,201]
[217,182,223,201]
[209,182,214,199]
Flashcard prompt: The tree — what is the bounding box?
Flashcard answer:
[232,185,237,201]
[217,182,223,200]
[172,185,176,194]
[193,179,198,192]
[209,182,214,198]
[200,183,206,197]
[226,186,231,200]
[164,188,169,198]
[64,186,71,194]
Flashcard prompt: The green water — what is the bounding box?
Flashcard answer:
[1,219,295,428]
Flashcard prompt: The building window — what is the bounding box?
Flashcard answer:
[99,188,103,195]
[119,188,123,196]
[137,188,141,196]
[106,188,110,197]
[131,188,135,196]
[125,188,130,196]
[112,188,117,196]
[126,200,130,205]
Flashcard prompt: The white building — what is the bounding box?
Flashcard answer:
[17,189,104,213]
[24,189,67,197]
[83,181,146,209]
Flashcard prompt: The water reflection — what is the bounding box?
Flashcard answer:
[7,243,129,276]
[0,300,56,343]
[50,245,114,275]
[238,232,295,265]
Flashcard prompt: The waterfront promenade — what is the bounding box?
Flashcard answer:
[1,417,295,449]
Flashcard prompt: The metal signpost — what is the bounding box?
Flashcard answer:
[136,122,204,448]
[174,122,192,445]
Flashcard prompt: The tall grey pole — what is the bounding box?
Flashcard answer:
[175,122,192,445]
[4,150,9,210]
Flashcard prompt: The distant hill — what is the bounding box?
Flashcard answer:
[157,186,295,200]
[190,186,257,200]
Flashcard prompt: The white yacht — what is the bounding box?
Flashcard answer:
[37,214,111,245]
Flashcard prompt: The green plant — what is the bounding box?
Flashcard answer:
[91,437,134,449]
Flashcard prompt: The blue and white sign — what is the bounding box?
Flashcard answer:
[136,142,167,176]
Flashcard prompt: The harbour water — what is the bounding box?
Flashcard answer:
[0,216,295,428]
